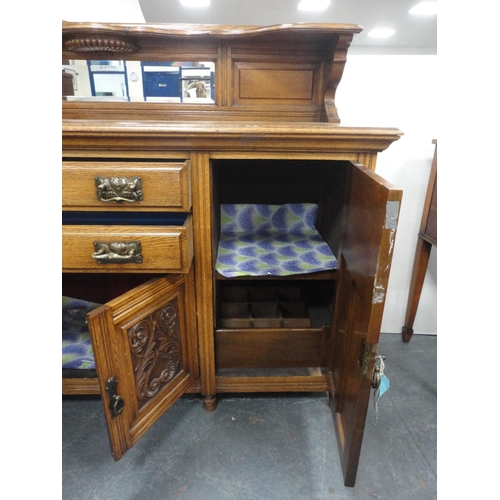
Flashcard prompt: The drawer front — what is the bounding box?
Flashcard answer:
[215,329,326,369]
[62,216,193,273]
[62,161,191,211]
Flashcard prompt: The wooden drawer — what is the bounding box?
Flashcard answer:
[62,216,193,273]
[62,161,191,211]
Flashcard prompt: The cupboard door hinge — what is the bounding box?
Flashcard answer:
[105,375,125,418]
[359,337,372,375]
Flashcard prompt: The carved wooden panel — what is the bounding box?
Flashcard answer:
[128,298,183,409]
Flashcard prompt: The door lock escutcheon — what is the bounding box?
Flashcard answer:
[105,375,125,417]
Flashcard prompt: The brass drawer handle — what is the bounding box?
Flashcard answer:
[95,176,143,203]
[92,241,143,264]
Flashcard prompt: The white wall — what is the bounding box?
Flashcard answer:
[62,0,145,22]
[337,55,438,335]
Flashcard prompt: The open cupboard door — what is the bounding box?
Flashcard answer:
[87,271,197,461]
[330,162,402,487]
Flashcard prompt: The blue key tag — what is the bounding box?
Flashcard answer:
[373,356,390,425]
[378,374,390,399]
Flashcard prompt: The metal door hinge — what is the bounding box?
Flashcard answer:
[359,337,371,375]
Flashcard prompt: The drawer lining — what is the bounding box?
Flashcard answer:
[62,211,189,226]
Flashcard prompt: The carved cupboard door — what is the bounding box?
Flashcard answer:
[330,162,402,486]
[87,271,197,461]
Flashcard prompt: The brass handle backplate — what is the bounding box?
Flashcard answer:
[92,241,143,264]
[95,176,143,203]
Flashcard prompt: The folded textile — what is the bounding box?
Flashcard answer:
[216,204,338,277]
[62,296,101,369]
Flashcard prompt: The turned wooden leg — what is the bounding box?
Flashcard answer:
[402,326,414,343]
[402,237,432,343]
[203,395,217,411]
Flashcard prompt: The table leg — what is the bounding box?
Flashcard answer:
[402,236,432,343]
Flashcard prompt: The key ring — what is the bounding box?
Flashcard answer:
[372,355,385,389]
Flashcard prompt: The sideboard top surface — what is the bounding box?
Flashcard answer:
[62,119,403,154]
[62,21,363,42]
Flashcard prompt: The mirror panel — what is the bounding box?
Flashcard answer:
[62,60,215,103]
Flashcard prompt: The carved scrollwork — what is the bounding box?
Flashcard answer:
[129,320,150,354]
[160,303,178,338]
[136,343,181,401]
[95,176,143,203]
[63,37,138,53]
[127,299,183,407]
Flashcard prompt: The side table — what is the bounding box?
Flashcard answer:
[402,139,437,342]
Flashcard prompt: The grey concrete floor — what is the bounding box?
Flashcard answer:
[62,333,437,499]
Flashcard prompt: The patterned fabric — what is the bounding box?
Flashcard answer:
[62,296,101,369]
[216,204,338,277]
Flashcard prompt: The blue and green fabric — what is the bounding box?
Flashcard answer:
[62,296,101,369]
[216,203,338,277]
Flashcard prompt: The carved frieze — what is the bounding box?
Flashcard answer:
[63,37,138,53]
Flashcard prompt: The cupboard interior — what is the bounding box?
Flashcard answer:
[211,159,349,375]
[62,272,162,382]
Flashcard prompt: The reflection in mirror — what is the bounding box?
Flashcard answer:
[62,60,215,103]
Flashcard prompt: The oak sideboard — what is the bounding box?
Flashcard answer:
[62,21,403,487]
